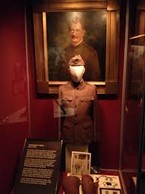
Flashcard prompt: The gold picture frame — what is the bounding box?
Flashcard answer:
[32,0,120,96]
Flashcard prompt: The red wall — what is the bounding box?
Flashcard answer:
[0,1,125,194]
[0,1,30,194]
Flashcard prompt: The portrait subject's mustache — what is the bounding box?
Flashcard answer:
[72,35,78,39]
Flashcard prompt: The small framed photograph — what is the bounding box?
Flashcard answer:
[100,188,121,194]
[70,151,91,176]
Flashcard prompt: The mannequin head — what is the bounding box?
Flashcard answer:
[68,55,85,83]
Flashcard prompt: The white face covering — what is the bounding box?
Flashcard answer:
[69,65,85,82]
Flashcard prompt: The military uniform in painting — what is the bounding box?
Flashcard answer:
[58,41,101,81]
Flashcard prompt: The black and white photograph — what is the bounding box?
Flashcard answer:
[70,151,91,176]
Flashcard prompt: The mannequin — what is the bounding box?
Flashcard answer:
[59,55,98,172]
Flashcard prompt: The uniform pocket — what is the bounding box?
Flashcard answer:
[63,96,73,101]
[61,96,74,116]
[80,97,94,102]
[61,96,73,104]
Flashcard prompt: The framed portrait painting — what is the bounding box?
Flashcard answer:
[46,11,106,82]
[32,0,120,95]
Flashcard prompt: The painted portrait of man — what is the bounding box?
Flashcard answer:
[47,11,106,82]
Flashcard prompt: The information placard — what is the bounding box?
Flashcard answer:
[14,139,63,194]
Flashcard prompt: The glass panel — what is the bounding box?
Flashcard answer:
[120,0,145,193]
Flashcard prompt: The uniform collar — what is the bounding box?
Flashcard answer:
[70,79,86,89]
[72,39,83,47]
[71,41,85,49]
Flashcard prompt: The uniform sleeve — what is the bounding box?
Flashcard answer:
[88,50,101,81]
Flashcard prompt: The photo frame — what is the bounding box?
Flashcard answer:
[100,188,121,194]
[32,0,120,95]
[70,151,91,176]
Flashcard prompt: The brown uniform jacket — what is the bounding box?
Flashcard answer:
[59,80,97,144]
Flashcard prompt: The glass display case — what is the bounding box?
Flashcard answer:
[120,0,145,193]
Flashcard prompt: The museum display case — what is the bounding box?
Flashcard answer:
[120,0,145,193]
[1,0,145,193]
